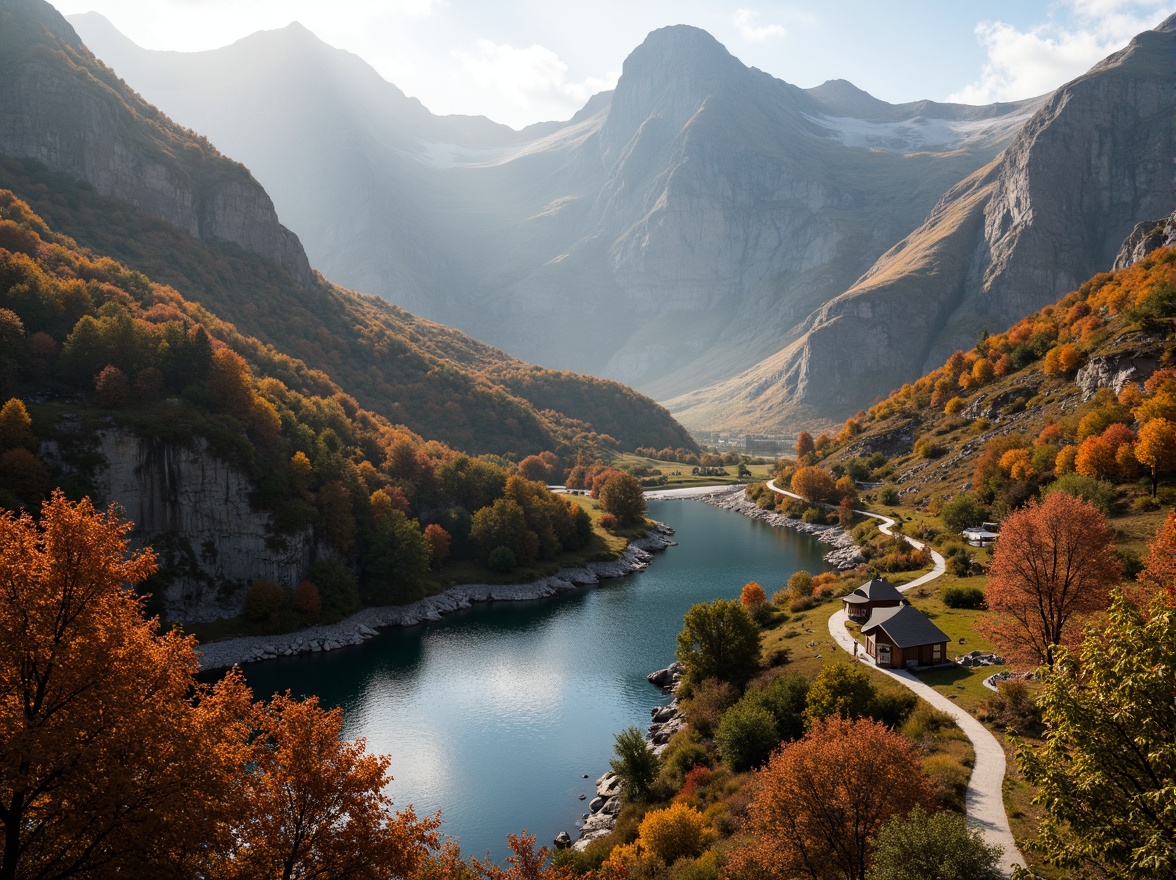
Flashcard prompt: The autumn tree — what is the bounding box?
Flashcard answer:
[94,364,130,407]
[740,581,767,608]
[675,599,762,689]
[597,471,646,526]
[471,832,574,880]
[727,716,934,880]
[1134,416,1176,496]
[791,466,837,504]
[634,802,713,864]
[424,523,452,571]
[225,693,440,880]
[0,399,34,452]
[978,492,1120,667]
[0,491,253,879]
[795,431,816,461]
[1015,592,1176,878]
[1137,509,1176,605]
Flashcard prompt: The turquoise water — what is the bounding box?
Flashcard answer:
[242,498,830,861]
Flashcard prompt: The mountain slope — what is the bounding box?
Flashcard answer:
[0,0,310,283]
[0,0,694,457]
[673,15,1176,433]
[70,15,1038,403]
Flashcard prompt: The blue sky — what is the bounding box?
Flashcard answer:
[51,0,1173,128]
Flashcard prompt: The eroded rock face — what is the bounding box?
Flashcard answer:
[95,430,312,622]
[0,1,311,284]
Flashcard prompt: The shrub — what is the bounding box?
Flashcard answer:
[487,545,517,573]
[940,492,986,532]
[716,702,780,771]
[868,689,918,728]
[946,554,974,578]
[680,677,738,738]
[292,580,321,617]
[878,486,900,505]
[981,680,1043,736]
[637,803,714,864]
[244,578,288,624]
[801,506,825,524]
[922,753,970,812]
[599,512,619,531]
[740,582,767,608]
[914,437,947,459]
[869,805,1003,880]
[943,583,985,608]
[900,705,959,743]
[307,558,359,622]
[1045,472,1116,514]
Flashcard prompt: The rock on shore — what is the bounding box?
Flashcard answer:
[197,523,677,670]
[570,666,687,852]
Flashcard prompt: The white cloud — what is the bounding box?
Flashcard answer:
[733,9,786,43]
[950,0,1169,103]
[455,40,618,127]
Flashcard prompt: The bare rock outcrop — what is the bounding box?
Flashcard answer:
[93,429,313,622]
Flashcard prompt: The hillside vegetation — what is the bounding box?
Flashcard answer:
[0,158,695,458]
[0,189,645,629]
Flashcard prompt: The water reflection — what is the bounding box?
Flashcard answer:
[244,499,831,860]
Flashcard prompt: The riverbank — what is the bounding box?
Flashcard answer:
[196,524,677,671]
[656,485,865,570]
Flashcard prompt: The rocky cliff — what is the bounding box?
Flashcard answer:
[70,17,1036,404]
[0,0,311,284]
[95,430,312,622]
[670,16,1176,431]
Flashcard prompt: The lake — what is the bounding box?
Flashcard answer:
[242,497,831,861]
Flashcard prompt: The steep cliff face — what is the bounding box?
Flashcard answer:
[95,430,312,622]
[671,17,1176,431]
[0,0,311,284]
[70,17,1035,402]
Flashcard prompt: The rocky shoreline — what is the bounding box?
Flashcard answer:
[676,485,865,570]
[567,662,686,852]
[196,524,677,671]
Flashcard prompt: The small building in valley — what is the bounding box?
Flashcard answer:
[861,604,950,669]
[842,577,907,624]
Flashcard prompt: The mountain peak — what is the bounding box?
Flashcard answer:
[623,25,741,80]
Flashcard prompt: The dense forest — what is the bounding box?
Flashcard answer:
[0,189,636,628]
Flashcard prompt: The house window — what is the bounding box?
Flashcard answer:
[932,643,942,661]
[877,644,891,666]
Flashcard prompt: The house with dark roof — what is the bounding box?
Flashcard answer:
[842,577,907,623]
[860,604,950,669]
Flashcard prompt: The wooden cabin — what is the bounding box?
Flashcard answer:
[842,577,907,624]
[861,604,950,669]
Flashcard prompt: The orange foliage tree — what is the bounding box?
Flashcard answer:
[978,492,1120,667]
[1134,417,1176,496]
[225,693,440,880]
[424,523,452,571]
[740,581,767,608]
[0,491,253,879]
[727,716,933,880]
[1137,509,1176,606]
[790,466,836,504]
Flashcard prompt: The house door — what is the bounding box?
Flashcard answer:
[876,645,891,667]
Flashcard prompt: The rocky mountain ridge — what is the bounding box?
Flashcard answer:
[0,0,311,284]
[62,8,1176,436]
[69,14,1040,408]
[670,16,1176,432]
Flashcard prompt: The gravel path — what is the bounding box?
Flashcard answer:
[766,481,1025,875]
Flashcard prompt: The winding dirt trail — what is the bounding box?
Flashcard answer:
[766,481,1025,875]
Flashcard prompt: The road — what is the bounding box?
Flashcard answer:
[766,480,1025,875]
